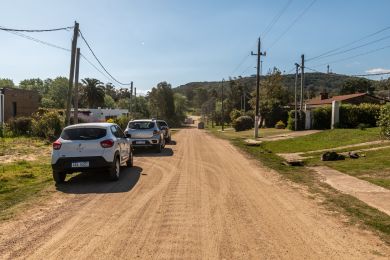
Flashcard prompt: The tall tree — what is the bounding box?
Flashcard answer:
[148,82,175,120]
[340,78,374,95]
[0,78,15,88]
[81,78,105,108]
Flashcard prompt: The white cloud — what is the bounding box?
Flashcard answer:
[365,68,390,74]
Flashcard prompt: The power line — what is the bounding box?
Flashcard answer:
[263,0,293,39]
[303,66,390,78]
[78,29,132,86]
[268,0,317,50]
[2,30,71,52]
[311,44,390,68]
[80,53,114,83]
[307,34,390,62]
[0,25,73,32]
[229,40,257,76]
[307,26,390,62]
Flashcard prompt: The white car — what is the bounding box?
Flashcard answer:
[51,123,133,184]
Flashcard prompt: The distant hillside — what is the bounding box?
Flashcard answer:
[174,72,373,99]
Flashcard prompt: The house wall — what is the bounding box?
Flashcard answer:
[0,87,40,121]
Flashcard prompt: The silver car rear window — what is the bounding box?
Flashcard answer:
[128,122,155,129]
[61,128,107,140]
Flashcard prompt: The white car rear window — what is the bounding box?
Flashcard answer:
[61,128,107,140]
[128,122,155,129]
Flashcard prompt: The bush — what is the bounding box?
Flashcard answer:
[378,103,390,139]
[232,116,253,132]
[31,111,64,140]
[339,103,381,128]
[230,109,243,122]
[287,110,305,131]
[264,107,288,128]
[245,110,255,120]
[8,117,32,136]
[312,106,332,130]
[113,115,131,130]
[275,120,286,129]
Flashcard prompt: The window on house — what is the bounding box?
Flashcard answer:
[12,102,17,117]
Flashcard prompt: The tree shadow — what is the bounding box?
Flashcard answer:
[56,166,142,194]
[134,147,174,157]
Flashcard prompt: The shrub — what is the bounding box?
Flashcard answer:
[31,111,64,140]
[8,117,32,136]
[264,107,289,128]
[230,109,243,122]
[245,110,255,120]
[311,106,332,130]
[339,103,381,128]
[113,115,131,130]
[275,120,286,129]
[287,110,305,131]
[378,103,390,139]
[232,116,253,132]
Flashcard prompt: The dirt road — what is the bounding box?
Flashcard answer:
[0,128,389,259]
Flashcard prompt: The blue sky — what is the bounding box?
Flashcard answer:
[1,0,390,93]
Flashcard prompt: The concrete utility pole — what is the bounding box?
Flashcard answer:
[73,48,81,124]
[251,37,266,139]
[221,79,225,131]
[65,21,79,126]
[294,63,300,131]
[300,54,305,111]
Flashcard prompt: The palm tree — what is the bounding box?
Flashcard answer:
[81,78,105,108]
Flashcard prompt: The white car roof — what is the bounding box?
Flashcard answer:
[130,119,155,122]
[64,122,115,130]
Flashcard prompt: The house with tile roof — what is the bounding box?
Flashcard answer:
[305,92,384,109]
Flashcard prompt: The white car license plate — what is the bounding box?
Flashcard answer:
[136,141,146,144]
[71,161,90,168]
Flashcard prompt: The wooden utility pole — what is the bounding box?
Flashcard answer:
[129,81,133,115]
[134,87,137,113]
[300,54,305,110]
[294,63,299,131]
[65,21,79,126]
[221,79,225,131]
[251,37,266,139]
[73,48,81,124]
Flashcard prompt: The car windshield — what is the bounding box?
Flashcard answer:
[61,128,107,140]
[128,121,155,130]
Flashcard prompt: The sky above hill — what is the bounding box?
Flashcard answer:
[1,0,390,93]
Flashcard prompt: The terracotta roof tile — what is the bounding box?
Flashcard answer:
[306,93,367,105]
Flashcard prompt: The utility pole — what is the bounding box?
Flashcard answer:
[134,87,137,114]
[73,48,81,124]
[294,63,300,131]
[221,79,225,131]
[251,37,266,139]
[300,54,305,111]
[129,81,133,116]
[65,21,79,126]
[327,64,330,74]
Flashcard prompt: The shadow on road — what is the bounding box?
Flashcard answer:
[168,140,177,145]
[56,166,142,194]
[134,147,174,157]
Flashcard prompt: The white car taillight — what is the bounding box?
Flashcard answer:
[100,139,114,148]
[52,140,62,150]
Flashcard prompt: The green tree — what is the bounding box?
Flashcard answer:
[40,77,68,109]
[0,78,15,88]
[148,82,176,123]
[104,94,116,108]
[81,78,105,108]
[340,78,374,95]
[19,78,48,96]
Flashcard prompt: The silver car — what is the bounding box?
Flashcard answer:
[124,119,165,153]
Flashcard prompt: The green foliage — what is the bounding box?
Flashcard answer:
[232,116,253,132]
[0,78,15,88]
[104,94,116,108]
[31,110,64,140]
[378,103,390,139]
[81,78,105,108]
[340,78,374,95]
[339,103,381,128]
[230,109,243,122]
[312,106,332,130]
[287,110,305,131]
[275,120,286,129]
[113,115,130,130]
[8,117,32,136]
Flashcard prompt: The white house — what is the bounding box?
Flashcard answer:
[71,108,128,122]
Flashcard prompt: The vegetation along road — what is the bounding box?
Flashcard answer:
[0,128,389,259]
